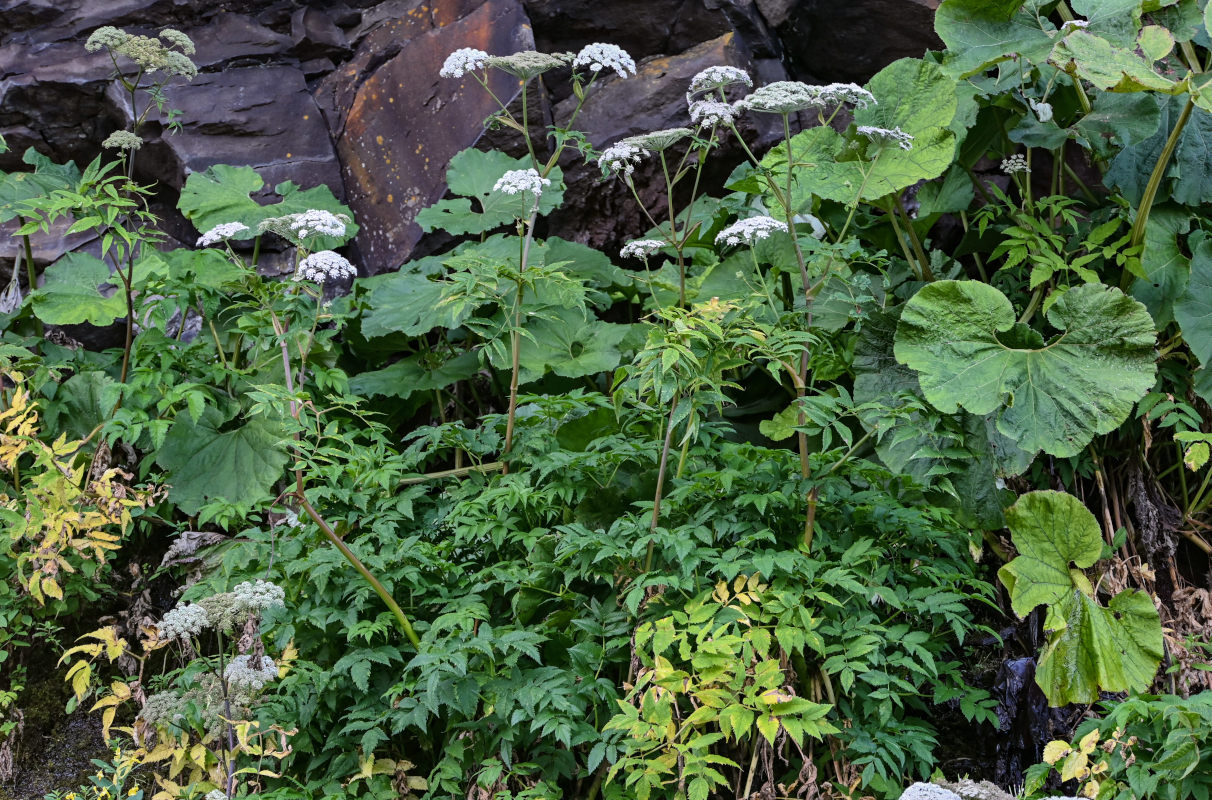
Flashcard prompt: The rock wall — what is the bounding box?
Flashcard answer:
[0,0,941,274]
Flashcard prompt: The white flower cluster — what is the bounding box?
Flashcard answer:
[493,168,551,198]
[572,43,636,79]
[440,47,489,78]
[139,691,186,727]
[233,579,286,614]
[205,791,227,800]
[598,141,648,177]
[224,654,278,691]
[735,81,822,114]
[159,602,209,640]
[289,209,348,239]
[159,28,195,55]
[689,100,736,128]
[857,125,914,151]
[85,26,129,53]
[196,221,249,247]
[1029,98,1053,123]
[1001,154,1031,174]
[715,216,789,247]
[295,250,356,284]
[620,239,667,260]
[817,82,876,109]
[687,65,752,102]
[102,130,143,151]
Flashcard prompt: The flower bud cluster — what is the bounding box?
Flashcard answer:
[158,602,209,640]
[233,579,286,614]
[224,654,279,691]
[102,130,143,151]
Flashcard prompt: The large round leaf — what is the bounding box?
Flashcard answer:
[893,280,1157,458]
[934,0,1057,77]
[30,252,127,326]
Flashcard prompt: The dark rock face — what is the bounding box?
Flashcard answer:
[0,0,941,277]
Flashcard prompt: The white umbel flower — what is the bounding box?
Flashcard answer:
[687,66,752,101]
[689,100,736,128]
[85,26,129,53]
[817,82,876,109]
[715,216,788,247]
[493,168,551,198]
[102,130,143,150]
[289,209,348,239]
[205,791,227,800]
[196,221,249,247]
[223,654,278,691]
[598,141,648,177]
[620,239,667,259]
[735,81,822,114]
[232,579,286,614]
[440,47,489,78]
[857,125,914,151]
[159,602,209,640]
[572,43,636,78]
[294,250,356,284]
[1001,154,1031,174]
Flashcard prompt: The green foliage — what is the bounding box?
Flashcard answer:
[998,491,1164,705]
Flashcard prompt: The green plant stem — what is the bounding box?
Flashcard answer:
[1129,96,1195,254]
[894,193,934,281]
[958,211,989,281]
[644,394,680,573]
[1018,286,1043,324]
[398,462,504,486]
[885,202,923,281]
[1063,163,1098,203]
[502,210,539,471]
[295,493,420,647]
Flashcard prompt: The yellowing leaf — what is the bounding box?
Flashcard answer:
[1079,728,1101,754]
[1043,740,1072,764]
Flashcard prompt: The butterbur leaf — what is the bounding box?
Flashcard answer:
[998,490,1164,705]
[507,308,632,383]
[1174,229,1212,367]
[997,491,1103,618]
[893,281,1157,458]
[155,406,289,516]
[1132,206,1190,329]
[30,252,127,326]
[416,148,564,235]
[349,351,480,399]
[1035,589,1164,705]
[358,266,463,339]
[1051,31,1179,93]
[934,0,1056,77]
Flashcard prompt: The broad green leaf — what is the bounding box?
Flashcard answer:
[178,165,358,249]
[1051,31,1179,93]
[1174,230,1212,368]
[1071,0,1144,46]
[916,165,975,215]
[759,404,798,442]
[44,370,115,440]
[998,490,1164,705]
[1170,102,1212,205]
[1035,589,1164,705]
[155,406,289,515]
[1132,205,1191,328]
[934,0,1056,77]
[30,252,127,326]
[893,281,1157,458]
[1074,92,1163,147]
[349,351,480,399]
[416,148,564,234]
[997,491,1103,618]
[508,308,631,383]
[358,265,463,339]
[0,148,82,222]
[1138,25,1175,61]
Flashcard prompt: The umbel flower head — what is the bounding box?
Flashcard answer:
[735,81,823,114]
[85,26,129,53]
[440,47,489,78]
[623,128,693,151]
[715,216,789,246]
[620,239,667,260]
[90,29,198,79]
[572,43,636,79]
[232,579,286,614]
[493,168,551,198]
[295,251,357,284]
[856,125,914,151]
[689,100,736,129]
[224,654,278,691]
[1001,153,1030,174]
[817,82,876,109]
[196,221,249,247]
[486,51,568,80]
[158,601,209,641]
[598,141,648,177]
[288,209,349,239]
[102,130,143,151]
[687,65,752,101]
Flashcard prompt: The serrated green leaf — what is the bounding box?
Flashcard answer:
[1035,588,1164,705]
[0,148,82,223]
[997,491,1104,618]
[504,308,631,383]
[893,281,1157,458]
[1132,205,1191,328]
[1075,92,1163,148]
[30,252,127,326]
[349,350,480,399]
[1051,31,1179,93]
[155,406,289,516]
[416,148,564,235]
